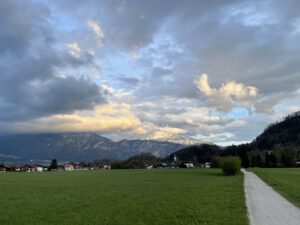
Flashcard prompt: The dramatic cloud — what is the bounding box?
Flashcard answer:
[1,0,300,145]
[195,74,258,111]
[0,0,105,123]
[6,103,141,133]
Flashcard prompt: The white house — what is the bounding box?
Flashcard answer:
[184,163,194,168]
[64,163,75,171]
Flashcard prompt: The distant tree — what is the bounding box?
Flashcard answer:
[79,161,87,167]
[175,157,182,167]
[265,151,277,167]
[281,147,297,167]
[191,156,198,167]
[238,149,250,168]
[49,159,58,170]
[68,161,76,166]
[250,151,264,167]
[211,156,221,168]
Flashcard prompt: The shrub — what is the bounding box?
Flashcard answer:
[220,157,241,176]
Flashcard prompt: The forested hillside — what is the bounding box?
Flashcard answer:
[171,112,300,168]
[253,111,300,149]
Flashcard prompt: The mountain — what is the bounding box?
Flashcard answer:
[253,111,300,149]
[168,111,300,167]
[156,135,212,145]
[0,133,183,162]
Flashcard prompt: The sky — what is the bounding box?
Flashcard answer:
[0,0,300,145]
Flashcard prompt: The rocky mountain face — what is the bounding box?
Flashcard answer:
[157,135,212,145]
[0,133,184,162]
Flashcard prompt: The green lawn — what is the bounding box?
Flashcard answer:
[249,168,300,207]
[0,169,248,225]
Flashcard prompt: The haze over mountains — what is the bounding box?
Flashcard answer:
[0,133,183,162]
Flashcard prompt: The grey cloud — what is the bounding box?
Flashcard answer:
[0,0,54,55]
[151,67,172,77]
[0,0,105,122]
[116,76,140,87]
[27,76,103,113]
[1,0,300,144]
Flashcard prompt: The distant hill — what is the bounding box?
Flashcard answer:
[168,111,300,166]
[0,133,183,162]
[253,111,300,150]
[169,144,221,163]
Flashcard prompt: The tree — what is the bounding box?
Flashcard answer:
[281,147,297,167]
[265,151,277,167]
[250,151,264,167]
[49,159,58,171]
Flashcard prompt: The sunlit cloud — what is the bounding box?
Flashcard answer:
[1,0,300,145]
[195,74,258,112]
[87,20,104,47]
[9,103,142,133]
[66,42,81,58]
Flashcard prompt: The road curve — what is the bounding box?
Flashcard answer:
[242,169,300,225]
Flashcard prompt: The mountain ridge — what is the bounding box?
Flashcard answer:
[0,132,184,162]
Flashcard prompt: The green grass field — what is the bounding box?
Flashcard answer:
[0,169,248,225]
[249,168,300,207]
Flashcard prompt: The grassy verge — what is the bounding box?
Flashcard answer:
[0,169,248,225]
[249,168,300,207]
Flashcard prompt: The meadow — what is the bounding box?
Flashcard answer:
[0,169,248,225]
[250,168,300,207]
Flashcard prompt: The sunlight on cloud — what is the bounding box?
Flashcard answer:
[195,74,258,111]
[87,20,104,47]
[131,51,139,60]
[10,103,142,133]
[144,125,186,140]
[66,42,81,58]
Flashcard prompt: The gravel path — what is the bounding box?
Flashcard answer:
[242,169,300,225]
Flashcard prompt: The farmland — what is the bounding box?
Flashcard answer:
[250,168,300,207]
[0,169,248,225]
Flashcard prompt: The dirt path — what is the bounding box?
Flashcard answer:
[242,169,300,225]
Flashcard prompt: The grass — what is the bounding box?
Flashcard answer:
[249,168,300,207]
[0,169,248,225]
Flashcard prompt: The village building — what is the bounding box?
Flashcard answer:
[31,165,44,172]
[183,162,194,168]
[56,165,65,171]
[64,163,74,171]
[0,165,7,172]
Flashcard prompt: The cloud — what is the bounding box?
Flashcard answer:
[145,126,186,140]
[1,0,300,145]
[0,1,105,123]
[0,76,105,122]
[7,103,142,133]
[116,76,140,87]
[0,0,54,55]
[87,20,104,47]
[195,74,258,111]
[131,51,139,60]
[66,42,81,58]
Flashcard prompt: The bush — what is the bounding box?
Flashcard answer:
[220,157,241,176]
